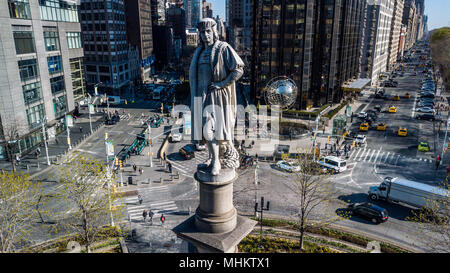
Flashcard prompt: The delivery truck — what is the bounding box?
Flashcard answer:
[368,177,448,209]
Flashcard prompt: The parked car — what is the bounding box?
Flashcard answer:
[374,105,382,112]
[179,145,195,160]
[276,160,301,173]
[347,202,389,224]
[355,134,367,145]
[416,107,435,114]
[416,113,435,121]
[171,132,182,142]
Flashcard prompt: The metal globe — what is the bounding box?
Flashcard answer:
[263,76,298,109]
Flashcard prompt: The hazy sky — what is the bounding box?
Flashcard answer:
[209,0,449,30]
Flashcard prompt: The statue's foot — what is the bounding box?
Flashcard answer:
[211,161,221,176]
[198,159,212,170]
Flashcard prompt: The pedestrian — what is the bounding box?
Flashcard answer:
[142,209,147,222]
[133,163,137,172]
[139,167,143,175]
[138,194,143,205]
[55,138,59,144]
[160,214,165,225]
[15,154,20,165]
[79,126,83,133]
[148,209,154,223]
[168,162,172,173]
[163,152,166,161]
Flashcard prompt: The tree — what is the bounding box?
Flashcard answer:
[406,180,449,253]
[0,171,42,252]
[286,152,342,250]
[53,152,122,253]
[0,119,26,173]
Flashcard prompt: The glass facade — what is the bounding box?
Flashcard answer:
[13,31,36,55]
[8,0,31,19]
[50,75,65,95]
[26,103,45,129]
[44,31,60,51]
[66,32,82,49]
[23,81,43,105]
[53,95,67,118]
[70,58,86,102]
[18,58,39,81]
[39,0,79,22]
[47,55,62,74]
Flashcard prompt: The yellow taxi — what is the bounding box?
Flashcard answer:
[393,95,400,101]
[405,93,411,99]
[398,127,407,137]
[360,122,369,131]
[389,106,397,113]
[377,123,387,131]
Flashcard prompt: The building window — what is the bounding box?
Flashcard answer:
[23,81,42,105]
[66,32,82,49]
[13,31,36,55]
[26,103,45,129]
[44,31,60,51]
[70,58,86,102]
[8,0,31,19]
[53,95,67,118]
[18,58,39,81]
[47,55,62,74]
[50,75,65,95]
[39,0,79,22]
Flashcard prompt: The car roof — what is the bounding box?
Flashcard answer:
[357,202,387,212]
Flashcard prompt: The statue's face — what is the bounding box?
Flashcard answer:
[200,27,214,46]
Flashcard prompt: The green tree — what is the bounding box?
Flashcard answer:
[53,152,123,253]
[0,171,43,252]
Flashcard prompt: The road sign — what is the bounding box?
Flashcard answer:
[88,104,95,114]
[66,114,73,127]
[106,140,114,156]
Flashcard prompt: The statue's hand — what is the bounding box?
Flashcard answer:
[208,83,221,91]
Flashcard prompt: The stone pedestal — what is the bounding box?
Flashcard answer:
[172,167,256,253]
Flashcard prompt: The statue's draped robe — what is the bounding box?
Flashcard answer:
[190,40,244,142]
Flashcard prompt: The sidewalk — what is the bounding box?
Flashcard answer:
[0,110,105,177]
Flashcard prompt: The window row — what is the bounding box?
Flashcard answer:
[8,0,31,19]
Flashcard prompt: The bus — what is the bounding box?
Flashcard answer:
[152,86,164,100]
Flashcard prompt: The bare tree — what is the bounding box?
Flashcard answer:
[406,180,449,253]
[285,152,343,250]
[0,171,42,253]
[53,152,123,253]
[0,119,26,173]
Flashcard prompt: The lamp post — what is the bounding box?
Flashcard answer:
[254,196,270,242]
[147,122,153,168]
[41,117,51,166]
[106,165,115,227]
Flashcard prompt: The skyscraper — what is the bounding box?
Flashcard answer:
[387,0,404,70]
[251,0,365,109]
[125,0,154,83]
[184,0,202,28]
[1,0,85,159]
[402,0,418,51]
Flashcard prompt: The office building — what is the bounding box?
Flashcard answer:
[184,0,202,28]
[202,0,213,18]
[358,0,395,85]
[251,0,365,109]
[125,0,154,83]
[1,0,85,159]
[151,0,166,26]
[402,0,418,51]
[387,0,404,70]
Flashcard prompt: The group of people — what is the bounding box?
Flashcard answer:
[138,195,166,225]
[132,163,144,175]
[324,142,352,158]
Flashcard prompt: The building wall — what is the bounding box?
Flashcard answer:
[387,0,404,70]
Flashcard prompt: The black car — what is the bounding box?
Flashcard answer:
[420,94,435,99]
[347,202,389,224]
[179,144,196,160]
[416,113,435,121]
[374,105,382,112]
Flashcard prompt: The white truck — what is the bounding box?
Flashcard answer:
[368,177,448,209]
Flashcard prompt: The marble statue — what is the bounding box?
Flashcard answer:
[189,18,244,176]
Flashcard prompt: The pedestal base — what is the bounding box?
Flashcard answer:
[172,215,257,253]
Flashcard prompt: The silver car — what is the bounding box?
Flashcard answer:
[416,107,435,114]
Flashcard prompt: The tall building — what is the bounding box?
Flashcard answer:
[358,0,395,85]
[184,0,202,28]
[398,24,407,59]
[387,0,404,70]
[402,0,418,51]
[202,0,213,18]
[226,0,252,58]
[251,0,365,109]
[1,0,85,159]
[151,0,166,26]
[125,0,154,83]
[415,0,425,41]
[215,16,226,41]
[80,0,137,95]
[167,4,187,46]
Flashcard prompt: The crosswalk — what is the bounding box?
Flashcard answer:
[124,185,178,221]
[345,147,433,166]
[167,150,210,178]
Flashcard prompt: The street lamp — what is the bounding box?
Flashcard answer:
[254,196,270,243]
[41,117,51,166]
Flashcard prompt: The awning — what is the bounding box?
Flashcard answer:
[342,78,371,92]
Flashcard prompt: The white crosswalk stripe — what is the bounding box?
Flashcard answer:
[346,147,432,167]
[125,185,178,220]
[168,151,209,178]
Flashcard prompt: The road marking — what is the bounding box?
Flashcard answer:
[384,152,391,163]
[368,149,376,162]
[363,149,371,162]
[353,148,362,160]
[394,155,400,165]
[373,149,381,163]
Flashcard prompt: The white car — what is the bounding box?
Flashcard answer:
[195,143,206,151]
[416,107,435,114]
[276,160,301,173]
[171,133,182,142]
[355,135,367,145]
[358,112,368,119]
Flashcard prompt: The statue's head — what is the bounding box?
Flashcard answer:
[197,18,219,47]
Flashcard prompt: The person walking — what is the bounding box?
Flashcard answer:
[133,163,137,172]
[168,162,172,174]
[142,209,147,222]
[148,209,154,224]
[79,126,83,133]
[138,194,143,205]
[139,167,143,176]
[160,214,165,226]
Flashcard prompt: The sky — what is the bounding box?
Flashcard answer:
[209,0,449,30]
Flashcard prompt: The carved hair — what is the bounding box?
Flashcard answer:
[197,18,220,46]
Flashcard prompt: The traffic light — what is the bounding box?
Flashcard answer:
[327,136,330,143]
[105,132,108,140]
[119,160,123,169]
[352,140,356,147]
[115,157,119,166]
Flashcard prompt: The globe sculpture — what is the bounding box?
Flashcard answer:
[263,76,298,109]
